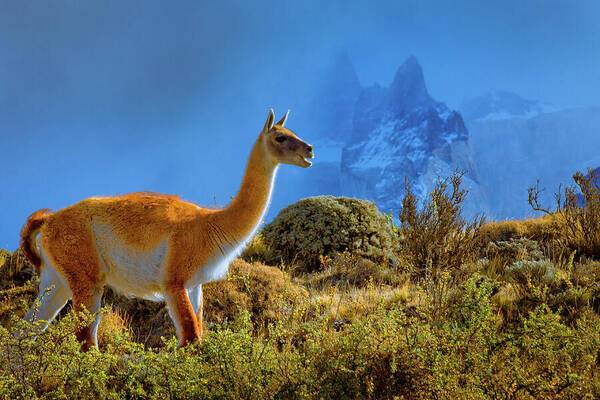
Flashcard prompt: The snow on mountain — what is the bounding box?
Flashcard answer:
[340,56,488,218]
[464,94,600,218]
[461,90,563,122]
[274,55,493,220]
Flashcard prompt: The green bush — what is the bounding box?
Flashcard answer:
[2,169,600,399]
[399,173,484,282]
[506,259,557,286]
[1,278,598,399]
[485,238,545,265]
[262,196,398,272]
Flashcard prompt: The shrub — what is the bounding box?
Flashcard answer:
[572,261,600,313]
[302,252,404,290]
[240,234,273,264]
[0,312,116,399]
[529,169,600,259]
[0,273,599,399]
[203,259,308,328]
[492,306,600,399]
[399,173,484,321]
[262,196,398,272]
[2,169,600,399]
[506,259,557,286]
[0,250,37,326]
[485,238,545,266]
[399,173,484,282]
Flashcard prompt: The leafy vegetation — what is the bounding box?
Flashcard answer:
[0,172,599,399]
[262,196,398,272]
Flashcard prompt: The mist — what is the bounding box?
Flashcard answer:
[1,0,599,248]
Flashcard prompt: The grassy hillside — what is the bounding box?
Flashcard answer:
[0,174,598,399]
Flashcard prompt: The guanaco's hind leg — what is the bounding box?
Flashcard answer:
[71,286,104,351]
[41,212,105,351]
[24,263,71,330]
[166,285,201,346]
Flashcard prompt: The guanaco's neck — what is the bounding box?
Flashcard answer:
[213,136,278,242]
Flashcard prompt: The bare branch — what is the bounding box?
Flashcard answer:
[528,180,552,215]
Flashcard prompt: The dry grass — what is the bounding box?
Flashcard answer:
[0,249,34,289]
[305,281,421,326]
[301,252,404,290]
[103,289,174,347]
[0,250,37,325]
[97,307,131,348]
[204,259,308,327]
[478,215,558,244]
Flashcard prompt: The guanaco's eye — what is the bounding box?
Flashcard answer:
[275,136,286,143]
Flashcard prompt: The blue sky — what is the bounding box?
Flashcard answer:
[1,0,599,249]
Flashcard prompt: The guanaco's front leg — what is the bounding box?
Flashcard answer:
[188,285,204,324]
[165,284,201,346]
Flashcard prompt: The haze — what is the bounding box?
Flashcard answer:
[1,0,599,248]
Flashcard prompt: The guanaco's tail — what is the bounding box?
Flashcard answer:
[20,209,53,270]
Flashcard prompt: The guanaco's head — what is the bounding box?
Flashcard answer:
[260,109,314,168]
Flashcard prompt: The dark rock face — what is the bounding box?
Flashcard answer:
[276,54,488,220]
[340,57,487,218]
[388,55,433,114]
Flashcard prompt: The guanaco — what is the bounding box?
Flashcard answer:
[19,109,313,350]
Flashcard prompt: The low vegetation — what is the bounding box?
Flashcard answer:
[262,196,398,272]
[0,172,599,399]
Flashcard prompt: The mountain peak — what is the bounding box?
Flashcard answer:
[330,50,361,89]
[311,51,363,142]
[389,56,432,111]
[391,56,424,85]
[402,54,420,67]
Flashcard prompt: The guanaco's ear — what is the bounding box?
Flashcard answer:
[275,110,290,127]
[262,109,275,132]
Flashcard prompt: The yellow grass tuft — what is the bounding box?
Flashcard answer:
[240,234,273,263]
[479,214,558,243]
[97,307,131,347]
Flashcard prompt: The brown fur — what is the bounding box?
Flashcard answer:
[20,209,53,269]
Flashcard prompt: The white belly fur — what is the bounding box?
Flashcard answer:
[92,222,252,301]
[93,222,167,300]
